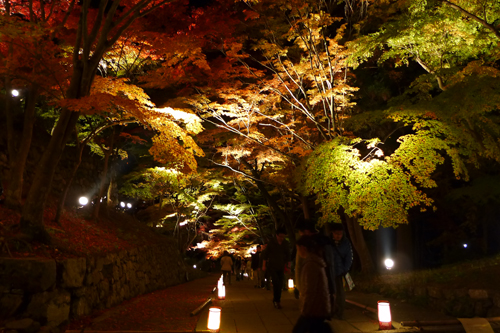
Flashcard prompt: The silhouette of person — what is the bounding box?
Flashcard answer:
[293,235,332,333]
[262,227,290,309]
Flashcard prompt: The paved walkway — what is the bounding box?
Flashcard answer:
[195,276,455,333]
[67,273,456,333]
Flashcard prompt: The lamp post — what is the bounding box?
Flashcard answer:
[207,307,221,332]
[378,301,392,330]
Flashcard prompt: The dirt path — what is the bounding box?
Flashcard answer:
[66,274,219,332]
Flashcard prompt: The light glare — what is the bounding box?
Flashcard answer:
[120,202,125,208]
[79,197,89,206]
[11,89,19,97]
[384,258,394,270]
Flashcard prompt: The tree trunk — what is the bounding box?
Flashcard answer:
[4,85,38,210]
[345,215,375,274]
[20,109,80,243]
[240,159,296,246]
[107,176,115,207]
[299,195,310,220]
[54,141,85,224]
[92,141,113,219]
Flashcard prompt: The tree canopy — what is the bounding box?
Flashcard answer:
[1,0,499,268]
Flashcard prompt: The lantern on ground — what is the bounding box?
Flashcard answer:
[218,285,225,300]
[207,307,221,332]
[288,279,294,289]
[378,301,392,330]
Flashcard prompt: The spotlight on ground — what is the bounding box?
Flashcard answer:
[384,258,394,270]
[79,197,89,206]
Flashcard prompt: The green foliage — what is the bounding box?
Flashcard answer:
[211,202,261,250]
[299,137,434,230]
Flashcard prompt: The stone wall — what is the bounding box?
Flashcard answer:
[0,242,188,332]
[356,279,500,318]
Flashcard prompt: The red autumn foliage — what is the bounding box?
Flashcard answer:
[0,204,165,259]
[66,275,219,332]
[1,203,219,331]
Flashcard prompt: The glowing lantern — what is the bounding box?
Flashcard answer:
[207,307,221,332]
[218,279,223,289]
[378,301,392,330]
[218,285,226,300]
[288,279,294,289]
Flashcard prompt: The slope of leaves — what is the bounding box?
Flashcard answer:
[0,204,167,259]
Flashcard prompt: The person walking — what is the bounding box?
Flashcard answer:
[234,256,242,281]
[220,251,233,286]
[244,258,252,279]
[251,245,262,287]
[295,222,336,316]
[331,223,353,320]
[260,244,270,289]
[292,235,332,333]
[262,227,291,309]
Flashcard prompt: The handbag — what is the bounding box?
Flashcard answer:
[333,244,354,291]
[344,272,355,291]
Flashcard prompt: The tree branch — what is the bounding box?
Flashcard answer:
[440,0,500,39]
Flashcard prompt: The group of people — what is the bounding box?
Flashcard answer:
[219,222,353,333]
[219,253,254,285]
[293,223,353,333]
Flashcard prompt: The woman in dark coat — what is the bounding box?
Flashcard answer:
[292,235,332,333]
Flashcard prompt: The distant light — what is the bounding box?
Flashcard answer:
[179,221,188,226]
[79,197,89,206]
[193,265,197,269]
[126,203,132,208]
[384,258,394,270]
[463,243,468,248]
[288,279,294,289]
[120,202,125,208]
[11,89,19,97]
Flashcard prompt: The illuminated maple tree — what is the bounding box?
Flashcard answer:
[0,0,213,243]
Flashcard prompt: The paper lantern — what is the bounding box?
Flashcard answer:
[378,301,392,330]
[288,279,294,289]
[207,307,221,332]
[218,285,226,300]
